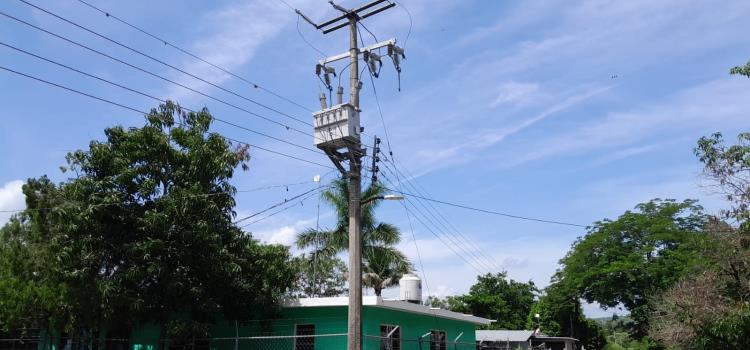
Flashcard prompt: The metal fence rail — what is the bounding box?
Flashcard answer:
[0,334,520,350]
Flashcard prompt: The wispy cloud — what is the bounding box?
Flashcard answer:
[505,78,750,167]
[163,1,298,104]
[405,84,611,177]
[488,82,539,109]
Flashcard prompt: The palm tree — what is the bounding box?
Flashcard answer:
[296,179,412,296]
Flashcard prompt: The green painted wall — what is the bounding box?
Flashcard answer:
[362,306,478,350]
[206,305,478,350]
[37,304,481,350]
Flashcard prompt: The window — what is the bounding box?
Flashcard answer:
[295,324,315,350]
[429,330,446,350]
[380,324,401,350]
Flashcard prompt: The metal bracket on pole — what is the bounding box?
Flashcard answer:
[322,148,348,174]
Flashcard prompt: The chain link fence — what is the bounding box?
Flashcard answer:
[0,334,348,350]
[0,334,531,350]
[363,334,490,350]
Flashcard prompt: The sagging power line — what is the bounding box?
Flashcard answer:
[18,0,312,127]
[74,0,316,114]
[0,65,335,170]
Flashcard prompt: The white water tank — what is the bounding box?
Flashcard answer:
[399,273,422,304]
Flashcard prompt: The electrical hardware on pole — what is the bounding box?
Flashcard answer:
[297,2,403,350]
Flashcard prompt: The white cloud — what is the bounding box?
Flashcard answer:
[405,84,611,177]
[255,225,298,246]
[164,1,298,104]
[0,180,25,225]
[249,216,319,248]
[488,82,539,108]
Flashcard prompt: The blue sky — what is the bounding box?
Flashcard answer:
[2,0,750,318]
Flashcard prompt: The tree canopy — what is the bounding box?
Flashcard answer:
[648,128,750,349]
[555,199,708,338]
[428,272,537,330]
[527,282,607,350]
[0,102,296,337]
[291,253,347,298]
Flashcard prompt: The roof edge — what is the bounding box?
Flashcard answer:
[282,296,492,325]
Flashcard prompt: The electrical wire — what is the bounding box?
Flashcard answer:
[389,157,505,272]
[0,11,310,136]
[0,41,322,155]
[239,186,324,228]
[392,188,491,275]
[364,55,395,156]
[0,180,319,214]
[379,159,503,272]
[360,27,500,272]
[68,0,316,115]
[234,186,324,225]
[382,181,588,228]
[18,0,310,127]
[297,14,327,58]
[393,0,412,49]
[0,65,335,171]
[276,0,296,11]
[0,11,371,152]
[378,167,496,274]
[358,22,378,44]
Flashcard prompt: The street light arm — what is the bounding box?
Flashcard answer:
[360,194,404,206]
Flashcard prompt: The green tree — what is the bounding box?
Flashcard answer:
[730,60,750,78]
[0,102,296,337]
[456,272,538,330]
[295,179,411,296]
[695,132,750,230]
[649,127,750,349]
[556,199,708,338]
[528,282,607,350]
[291,253,347,297]
[425,295,467,311]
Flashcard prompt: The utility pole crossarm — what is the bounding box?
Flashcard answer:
[318,39,396,66]
[304,0,395,34]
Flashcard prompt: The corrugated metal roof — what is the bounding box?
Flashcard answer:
[476,330,534,342]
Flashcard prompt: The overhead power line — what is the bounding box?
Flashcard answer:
[0,180,318,214]
[239,187,324,228]
[0,64,335,170]
[382,183,588,228]
[0,11,309,136]
[234,186,324,225]
[378,167,497,274]
[360,64,501,272]
[17,0,312,126]
[74,0,315,114]
[380,157,505,272]
[394,187,492,276]
[0,10,375,151]
[0,41,320,155]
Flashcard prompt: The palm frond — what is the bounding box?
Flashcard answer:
[365,222,401,246]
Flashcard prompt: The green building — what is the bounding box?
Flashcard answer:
[39,296,490,350]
